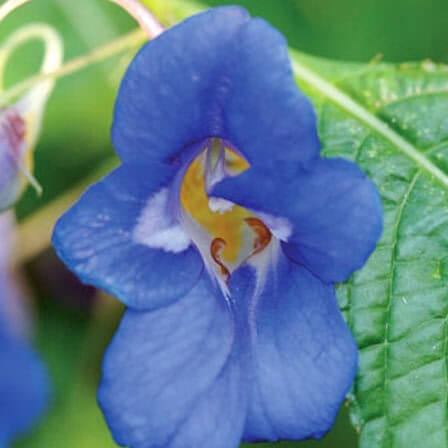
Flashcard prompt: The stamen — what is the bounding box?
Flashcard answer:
[244,217,272,257]
[210,237,231,282]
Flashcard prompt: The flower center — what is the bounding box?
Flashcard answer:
[180,138,272,285]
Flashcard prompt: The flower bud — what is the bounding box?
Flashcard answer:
[0,24,63,212]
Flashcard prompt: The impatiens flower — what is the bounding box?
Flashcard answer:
[52,6,382,447]
[0,213,49,447]
[0,24,63,212]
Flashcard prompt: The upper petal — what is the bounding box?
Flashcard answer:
[112,6,250,164]
[214,157,383,283]
[52,162,203,310]
[230,251,357,442]
[98,273,247,448]
[112,7,319,167]
[224,18,320,167]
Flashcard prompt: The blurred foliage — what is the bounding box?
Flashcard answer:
[4,0,448,447]
[204,0,448,63]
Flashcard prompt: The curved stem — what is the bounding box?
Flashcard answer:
[0,0,29,22]
[0,0,163,38]
[109,0,163,37]
[0,23,63,113]
[0,28,145,107]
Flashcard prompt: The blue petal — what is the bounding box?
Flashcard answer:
[112,6,250,164]
[214,157,383,283]
[52,162,204,310]
[0,330,49,444]
[98,273,247,448]
[113,7,319,167]
[224,18,320,167]
[230,252,357,442]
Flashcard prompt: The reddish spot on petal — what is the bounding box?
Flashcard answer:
[210,237,231,282]
[245,217,272,257]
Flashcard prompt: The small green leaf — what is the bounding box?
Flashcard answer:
[142,1,448,446]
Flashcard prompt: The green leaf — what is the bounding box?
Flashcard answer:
[143,1,448,447]
[291,54,448,448]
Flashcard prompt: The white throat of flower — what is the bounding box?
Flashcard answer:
[134,138,292,298]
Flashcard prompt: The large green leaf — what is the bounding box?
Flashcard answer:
[144,1,448,447]
[292,55,448,448]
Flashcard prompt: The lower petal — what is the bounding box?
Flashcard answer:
[98,273,247,448]
[230,252,357,442]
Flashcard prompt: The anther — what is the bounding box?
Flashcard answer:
[244,217,272,257]
[210,237,231,282]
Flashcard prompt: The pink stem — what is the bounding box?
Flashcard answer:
[109,0,163,38]
[0,0,164,38]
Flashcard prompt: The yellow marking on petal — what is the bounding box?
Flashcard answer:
[225,149,249,174]
[180,146,250,263]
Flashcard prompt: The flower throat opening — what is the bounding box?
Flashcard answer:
[180,138,272,285]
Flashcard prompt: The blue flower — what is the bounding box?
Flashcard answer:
[52,6,382,447]
[0,214,49,447]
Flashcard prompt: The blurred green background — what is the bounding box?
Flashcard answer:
[2,0,448,447]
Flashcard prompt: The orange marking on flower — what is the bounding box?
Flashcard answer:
[225,149,249,174]
[210,237,230,282]
[180,151,250,263]
[245,217,272,257]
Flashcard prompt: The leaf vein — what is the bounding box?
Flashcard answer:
[291,53,448,189]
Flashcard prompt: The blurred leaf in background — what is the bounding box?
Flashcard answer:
[203,0,448,63]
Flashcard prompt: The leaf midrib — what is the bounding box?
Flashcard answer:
[290,50,448,189]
